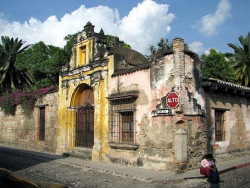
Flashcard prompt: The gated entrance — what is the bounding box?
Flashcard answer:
[76,105,94,148]
[75,86,94,148]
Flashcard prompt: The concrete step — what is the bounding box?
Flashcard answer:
[63,147,92,160]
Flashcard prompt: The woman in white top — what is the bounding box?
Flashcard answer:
[200,154,216,177]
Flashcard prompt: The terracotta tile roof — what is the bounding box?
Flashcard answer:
[201,78,250,93]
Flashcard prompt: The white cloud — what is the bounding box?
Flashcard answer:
[204,48,218,55]
[194,0,231,36]
[0,0,174,55]
[189,41,204,54]
[204,49,212,55]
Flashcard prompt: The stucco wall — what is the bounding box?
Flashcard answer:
[204,91,250,155]
[0,91,59,154]
[108,45,207,171]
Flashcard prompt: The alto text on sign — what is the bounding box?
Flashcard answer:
[166,92,179,108]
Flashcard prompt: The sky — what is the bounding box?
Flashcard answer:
[0,0,249,55]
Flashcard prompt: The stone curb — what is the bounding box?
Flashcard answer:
[57,160,154,183]
[183,162,250,181]
[236,162,250,169]
[60,158,250,184]
[1,146,250,184]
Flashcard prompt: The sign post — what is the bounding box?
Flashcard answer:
[166,92,179,109]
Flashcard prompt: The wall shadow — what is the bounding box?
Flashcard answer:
[0,146,67,172]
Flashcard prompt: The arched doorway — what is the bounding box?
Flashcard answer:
[74,85,94,148]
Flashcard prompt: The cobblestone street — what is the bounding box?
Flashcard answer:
[0,148,250,188]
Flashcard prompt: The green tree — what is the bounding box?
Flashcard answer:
[225,34,250,86]
[16,41,68,89]
[64,33,78,61]
[106,35,131,48]
[200,48,236,82]
[148,38,171,57]
[0,36,33,94]
[146,38,170,60]
[147,38,190,60]
[157,38,171,52]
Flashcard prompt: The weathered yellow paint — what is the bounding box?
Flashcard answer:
[76,39,93,67]
[79,45,86,66]
[102,55,114,158]
[57,32,113,161]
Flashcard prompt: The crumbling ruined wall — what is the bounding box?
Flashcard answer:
[139,39,207,171]
[204,91,250,159]
[108,38,208,171]
[0,91,59,154]
[108,69,151,166]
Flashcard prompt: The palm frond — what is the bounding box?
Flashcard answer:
[227,34,250,86]
[0,36,32,92]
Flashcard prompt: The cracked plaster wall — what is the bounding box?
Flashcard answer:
[108,39,207,171]
[204,92,250,155]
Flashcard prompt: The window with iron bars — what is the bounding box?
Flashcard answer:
[215,110,226,142]
[108,96,137,145]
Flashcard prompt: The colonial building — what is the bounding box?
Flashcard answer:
[56,22,250,171]
[0,22,249,172]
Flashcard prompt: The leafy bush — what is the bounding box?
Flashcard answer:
[0,86,57,116]
[0,94,17,116]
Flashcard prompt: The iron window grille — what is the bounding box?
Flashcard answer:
[108,95,137,145]
[215,110,226,141]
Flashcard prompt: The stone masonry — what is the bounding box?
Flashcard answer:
[0,90,59,154]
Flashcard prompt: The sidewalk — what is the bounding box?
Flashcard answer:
[1,146,250,183]
[59,155,250,183]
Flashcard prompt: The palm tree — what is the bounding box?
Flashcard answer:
[0,36,34,93]
[226,34,250,86]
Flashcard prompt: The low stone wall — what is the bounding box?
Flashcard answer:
[0,91,59,154]
[215,150,250,163]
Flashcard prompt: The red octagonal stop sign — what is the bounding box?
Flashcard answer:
[166,92,179,108]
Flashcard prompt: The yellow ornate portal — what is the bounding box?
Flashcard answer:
[57,22,111,161]
[57,21,152,163]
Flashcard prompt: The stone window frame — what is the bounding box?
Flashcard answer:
[38,105,46,141]
[212,108,229,142]
[107,93,139,150]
